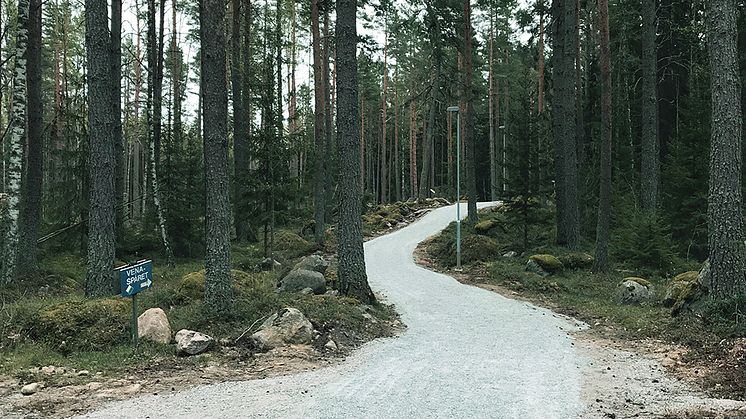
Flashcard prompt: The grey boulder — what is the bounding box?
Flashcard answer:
[293,255,330,275]
[279,269,326,294]
[616,280,651,305]
[250,308,313,351]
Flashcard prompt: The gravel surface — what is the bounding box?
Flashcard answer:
[82,203,588,418]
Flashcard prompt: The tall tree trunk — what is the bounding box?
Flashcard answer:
[85,0,116,295]
[336,0,374,304]
[232,0,249,240]
[17,0,42,274]
[311,0,325,245]
[593,0,612,272]
[2,0,29,283]
[323,10,333,214]
[641,0,659,211]
[707,0,745,298]
[551,0,580,248]
[463,0,478,223]
[112,0,123,236]
[201,0,233,316]
[147,0,174,265]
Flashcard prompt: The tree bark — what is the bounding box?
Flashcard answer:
[201,0,233,316]
[85,0,116,295]
[551,0,580,248]
[2,0,30,283]
[336,0,375,304]
[707,0,745,298]
[488,9,496,201]
[593,0,612,272]
[641,0,659,211]
[17,0,43,274]
[381,17,389,203]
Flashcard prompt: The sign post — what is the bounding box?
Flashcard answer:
[116,260,154,347]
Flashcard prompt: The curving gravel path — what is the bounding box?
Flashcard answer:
[83,203,588,418]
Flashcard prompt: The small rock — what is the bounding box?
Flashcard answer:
[257,257,282,272]
[526,259,550,277]
[138,308,172,345]
[503,251,518,258]
[77,370,90,377]
[41,365,56,375]
[324,340,338,352]
[300,287,314,295]
[175,329,214,356]
[616,280,651,305]
[21,383,42,396]
[219,338,234,347]
[325,290,339,296]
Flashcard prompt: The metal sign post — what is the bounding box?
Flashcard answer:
[447,106,462,270]
[116,260,154,347]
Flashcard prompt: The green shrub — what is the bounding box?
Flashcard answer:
[697,295,746,338]
[612,211,678,276]
[34,299,130,353]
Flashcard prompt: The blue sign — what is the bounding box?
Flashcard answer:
[118,260,153,297]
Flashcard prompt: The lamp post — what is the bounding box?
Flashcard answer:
[498,125,506,193]
[447,106,461,270]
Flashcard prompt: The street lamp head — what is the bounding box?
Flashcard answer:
[446,106,460,113]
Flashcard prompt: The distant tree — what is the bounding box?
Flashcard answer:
[311,0,326,246]
[201,0,233,315]
[707,0,745,298]
[640,0,658,211]
[336,0,375,304]
[463,0,478,223]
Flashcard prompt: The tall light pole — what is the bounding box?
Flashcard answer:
[447,106,461,270]
[499,125,506,193]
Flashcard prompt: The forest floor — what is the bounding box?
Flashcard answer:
[0,198,449,418]
[417,203,746,418]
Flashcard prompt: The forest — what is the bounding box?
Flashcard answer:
[0,0,745,411]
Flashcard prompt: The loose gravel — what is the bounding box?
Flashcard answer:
[82,203,588,418]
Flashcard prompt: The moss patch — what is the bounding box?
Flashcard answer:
[34,299,130,353]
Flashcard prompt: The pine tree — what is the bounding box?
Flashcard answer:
[640,0,658,211]
[336,0,375,304]
[17,0,43,274]
[85,0,116,296]
[707,0,745,298]
[201,0,234,316]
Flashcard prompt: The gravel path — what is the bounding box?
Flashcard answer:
[83,203,588,418]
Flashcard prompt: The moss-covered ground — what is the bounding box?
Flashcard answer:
[0,228,397,389]
[422,202,746,400]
